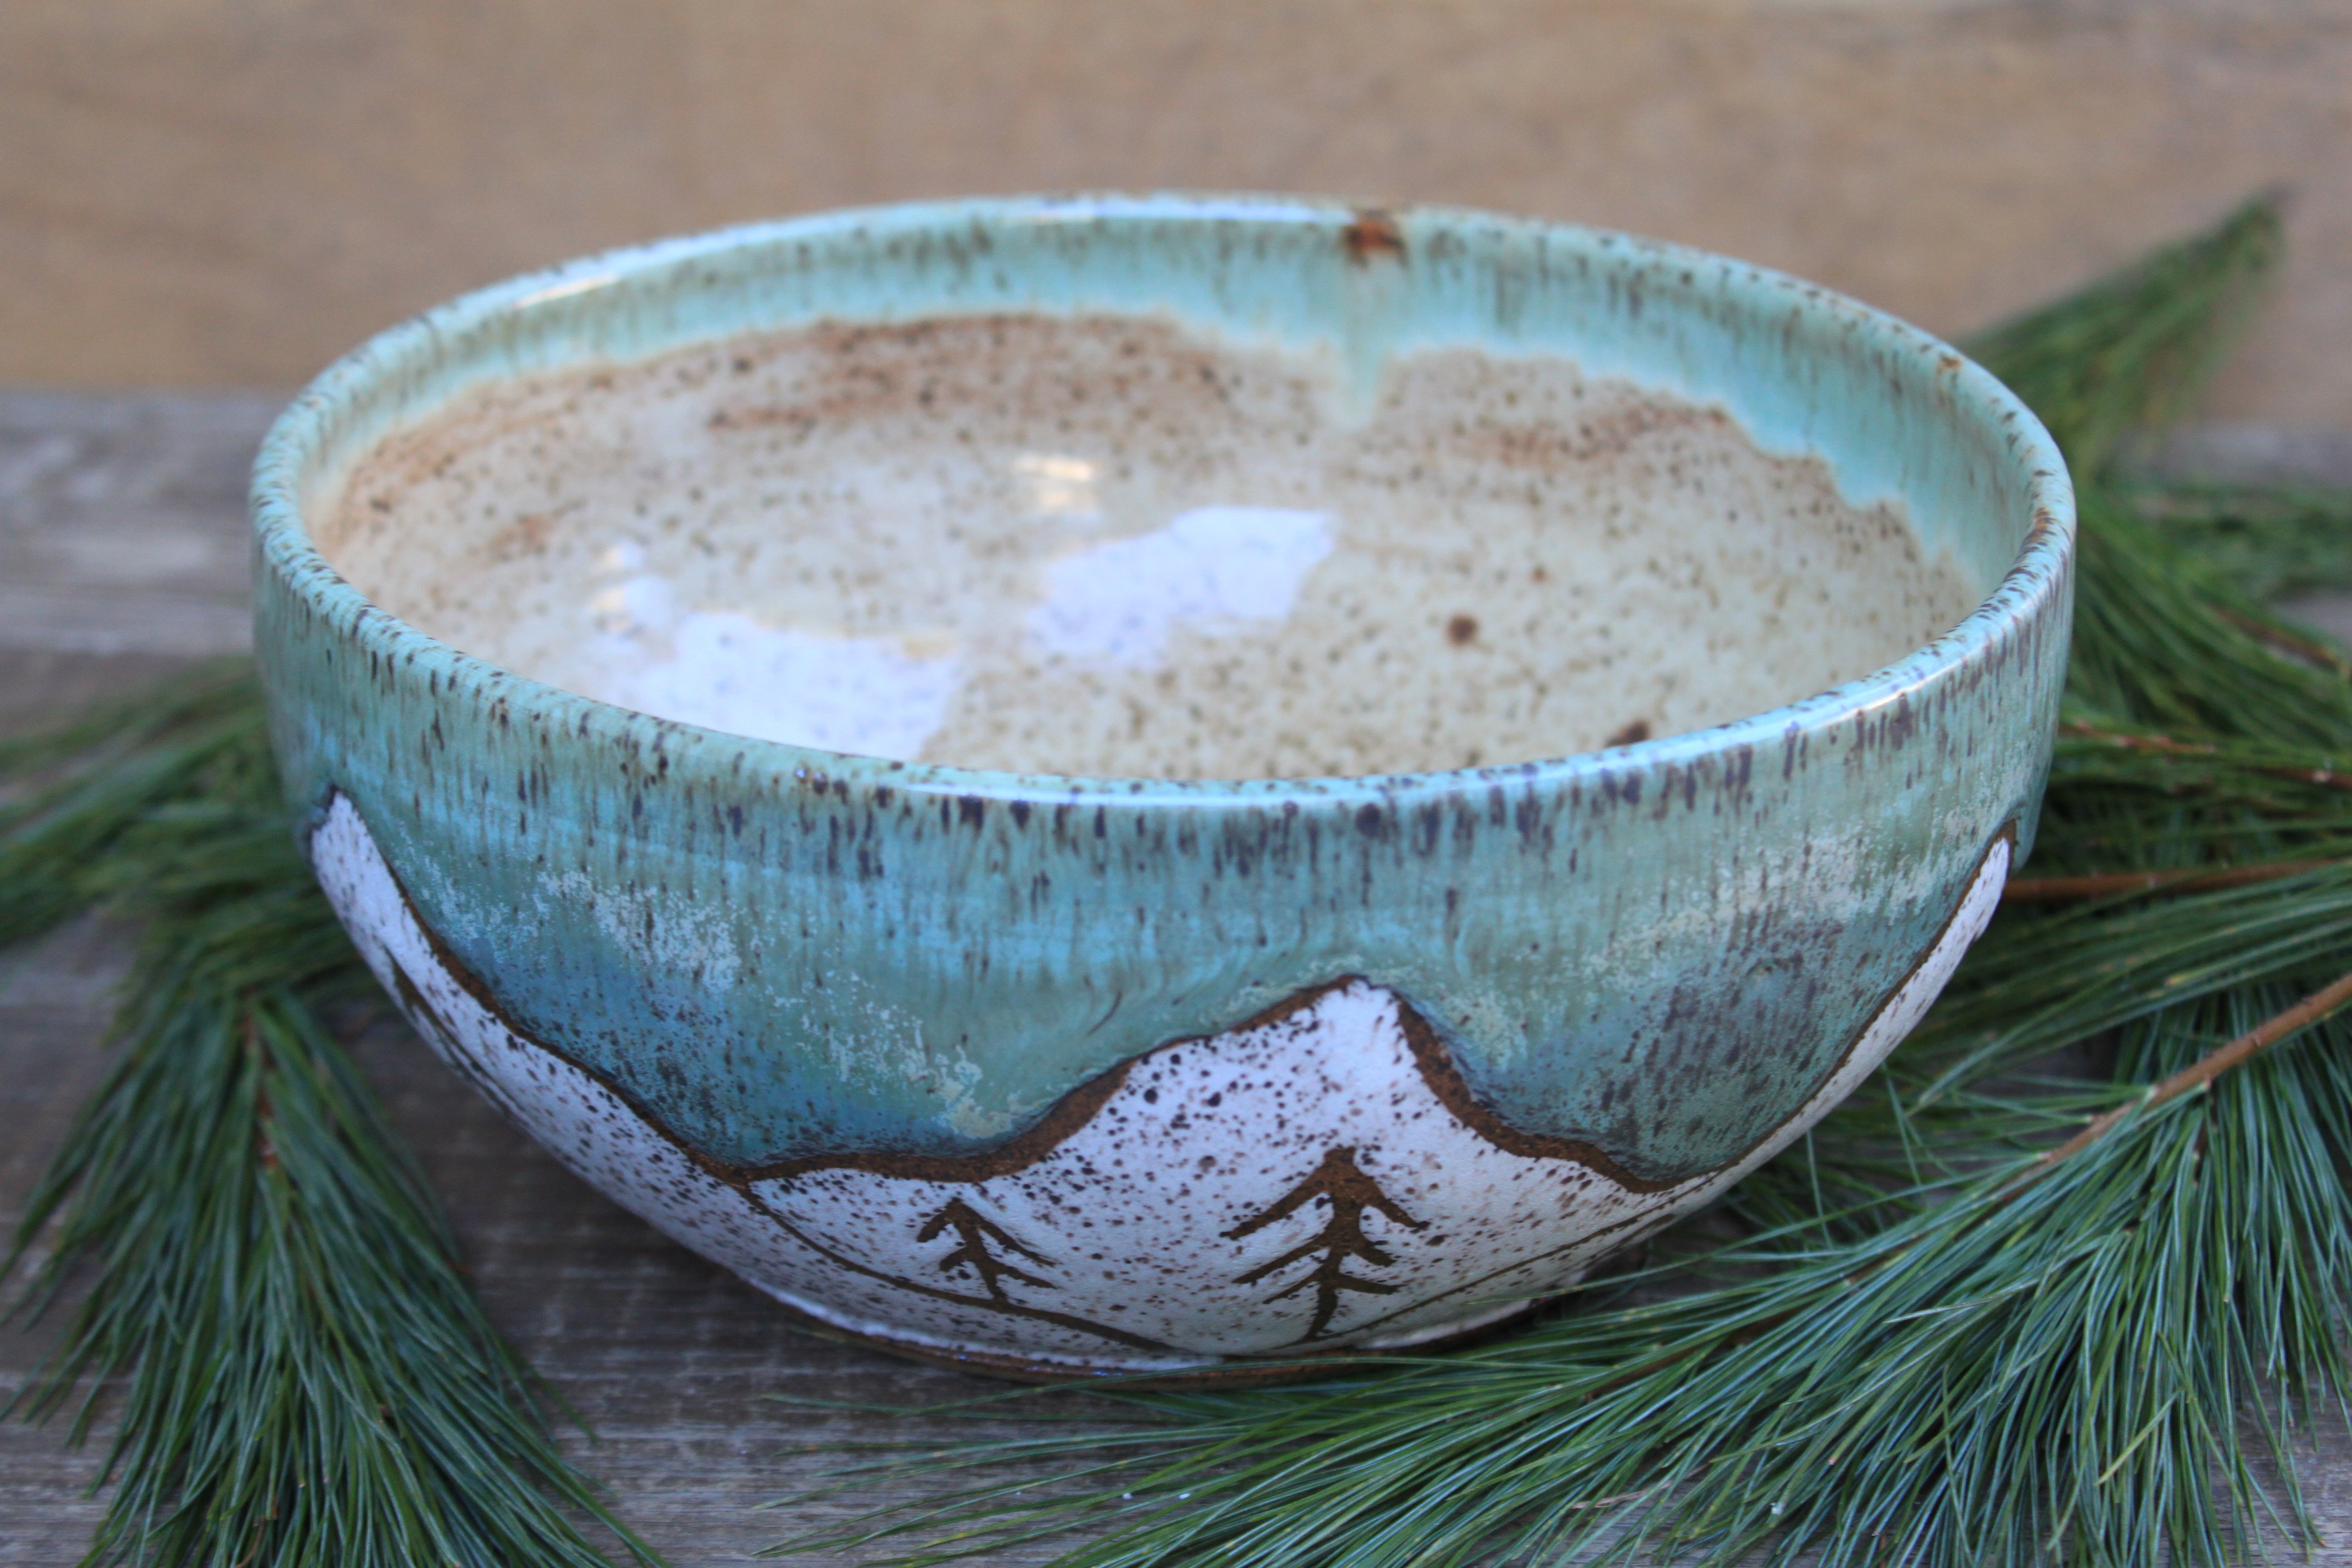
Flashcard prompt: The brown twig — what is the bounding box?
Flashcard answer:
[1576,967,2352,1422]
[2021,962,2352,1178]
[2220,608,2352,679]
[2061,721,2218,757]
[2001,860,2338,905]
[2060,721,2352,790]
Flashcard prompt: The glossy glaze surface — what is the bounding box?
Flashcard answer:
[253,196,2073,1373]
[318,317,1974,778]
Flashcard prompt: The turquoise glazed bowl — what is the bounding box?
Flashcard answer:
[253,195,2072,1378]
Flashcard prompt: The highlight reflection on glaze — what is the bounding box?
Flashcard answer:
[1026,506,1332,670]
[517,504,1335,758]
[625,617,961,757]
[318,314,1979,778]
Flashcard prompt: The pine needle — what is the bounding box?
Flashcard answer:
[2022,961,2352,1174]
[1,674,660,1568]
[2123,480,2352,601]
[1963,192,2282,474]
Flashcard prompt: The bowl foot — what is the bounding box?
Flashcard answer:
[746,1280,1547,1384]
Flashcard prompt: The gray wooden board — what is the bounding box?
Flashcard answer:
[6,390,2352,1564]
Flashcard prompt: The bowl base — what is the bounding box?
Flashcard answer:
[746,1280,1547,1384]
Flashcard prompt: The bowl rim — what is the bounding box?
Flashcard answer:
[251,191,2075,809]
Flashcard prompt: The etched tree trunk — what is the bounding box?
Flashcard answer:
[1225,1145,1426,1340]
[917,1196,1055,1301]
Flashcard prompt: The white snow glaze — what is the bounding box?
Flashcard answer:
[309,793,2009,1372]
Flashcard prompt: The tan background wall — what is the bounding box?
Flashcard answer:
[2,0,2347,426]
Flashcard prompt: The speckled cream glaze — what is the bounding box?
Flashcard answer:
[252,196,2073,1376]
[316,317,1977,779]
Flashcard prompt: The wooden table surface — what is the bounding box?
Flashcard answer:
[7,390,2352,1566]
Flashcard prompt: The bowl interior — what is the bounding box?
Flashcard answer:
[289,197,2048,782]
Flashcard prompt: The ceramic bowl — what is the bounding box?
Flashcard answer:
[253,195,2072,1378]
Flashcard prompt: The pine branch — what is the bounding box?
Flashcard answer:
[2025,961,2352,1174]
[1966,192,2282,474]
[2121,479,2352,601]
[1,672,660,1568]
[2061,490,2352,747]
[774,987,2352,1568]
[2001,859,2338,904]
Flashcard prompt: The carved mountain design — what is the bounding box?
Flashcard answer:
[307,789,2013,1374]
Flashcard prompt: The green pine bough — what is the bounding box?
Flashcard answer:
[0,678,659,1567]
[6,196,2352,1568]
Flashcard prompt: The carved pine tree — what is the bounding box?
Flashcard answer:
[1225,1145,1427,1340]
[917,1196,1056,1301]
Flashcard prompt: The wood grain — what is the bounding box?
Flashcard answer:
[2,1,2352,432]
[6,393,2352,1563]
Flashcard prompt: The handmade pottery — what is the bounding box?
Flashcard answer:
[252,196,2073,1378]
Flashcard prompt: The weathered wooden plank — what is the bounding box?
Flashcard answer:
[0,392,276,637]
[1,924,147,1568]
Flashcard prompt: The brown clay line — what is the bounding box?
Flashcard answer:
[1393,1007,1682,1194]
[733,1186,1176,1354]
[1350,828,2016,1355]
[334,783,2013,1364]
[410,939,1177,1353]
[2001,860,2339,905]
[740,981,1359,1183]
[369,783,2011,1204]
